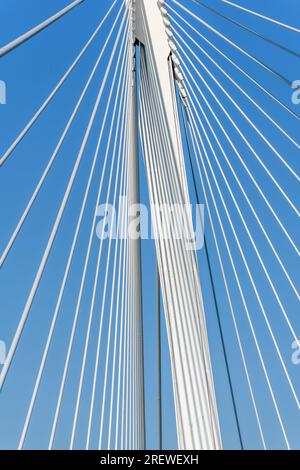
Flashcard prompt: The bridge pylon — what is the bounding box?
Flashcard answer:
[127,0,222,450]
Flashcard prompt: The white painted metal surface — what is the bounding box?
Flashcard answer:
[134,0,222,450]
[126,0,146,449]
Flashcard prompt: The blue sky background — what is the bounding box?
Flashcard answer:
[0,0,299,450]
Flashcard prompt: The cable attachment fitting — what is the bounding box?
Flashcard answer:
[157,1,188,106]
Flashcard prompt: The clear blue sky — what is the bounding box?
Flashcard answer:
[0,0,299,450]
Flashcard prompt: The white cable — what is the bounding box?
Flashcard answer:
[139,75,191,448]
[123,237,131,449]
[119,76,134,448]
[168,6,300,122]
[187,103,292,448]
[140,22,222,445]
[0,2,126,393]
[169,13,300,150]
[17,32,127,449]
[171,36,299,298]
[0,1,123,268]
[117,75,132,452]
[0,0,85,57]
[126,236,133,449]
[173,28,299,185]
[176,38,300,260]
[169,0,291,85]
[114,231,129,449]
[141,13,211,366]
[138,87,187,449]
[117,228,129,449]
[183,61,300,404]
[221,1,300,33]
[139,48,215,449]
[142,59,212,419]
[142,77,212,448]
[106,41,131,451]
[84,63,130,451]
[107,162,129,449]
[0,0,120,167]
[174,40,300,232]
[62,33,128,450]
[187,117,267,449]
[48,19,128,449]
[64,57,124,450]
[139,39,198,448]
[85,101,127,450]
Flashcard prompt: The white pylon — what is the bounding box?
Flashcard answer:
[126,0,146,450]
[134,0,222,450]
